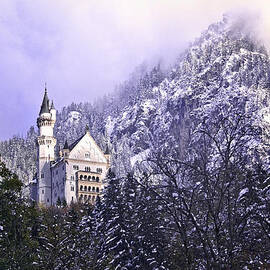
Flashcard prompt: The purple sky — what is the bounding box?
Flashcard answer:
[0,0,268,140]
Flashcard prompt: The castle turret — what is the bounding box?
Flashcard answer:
[50,100,56,122]
[104,143,111,168]
[37,87,56,206]
[62,140,70,158]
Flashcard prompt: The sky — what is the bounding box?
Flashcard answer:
[0,0,270,140]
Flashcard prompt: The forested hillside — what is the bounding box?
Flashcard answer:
[2,15,270,187]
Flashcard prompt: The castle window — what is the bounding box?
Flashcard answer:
[92,187,95,192]
[80,185,83,191]
[71,186,74,191]
[73,165,79,170]
[96,187,99,193]
[41,173,44,178]
[84,186,87,191]
[88,176,91,181]
[96,177,100,182]
[84,175,87,180]
[80,175,83,180]
[92,176,95,181]
[88,186,91,192]
[88,195,91,200]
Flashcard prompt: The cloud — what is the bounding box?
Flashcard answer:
[0,0,269,140]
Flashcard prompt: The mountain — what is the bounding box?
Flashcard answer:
[1,14,270,188]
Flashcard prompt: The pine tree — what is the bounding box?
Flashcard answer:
[0,161,39,270]
[94,171,132,269]
[132,175,170,270]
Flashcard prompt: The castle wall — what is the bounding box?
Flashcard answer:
[37,159,52,205]
[65,160,78,204]
[51,161,65,205]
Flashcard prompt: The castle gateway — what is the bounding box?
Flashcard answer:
[31,88,110,206]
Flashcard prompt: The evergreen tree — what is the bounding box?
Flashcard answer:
[94,171,133,270]
[132,174,170,270]
[0,161,39,270]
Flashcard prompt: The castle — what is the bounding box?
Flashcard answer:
[31,88,110,206]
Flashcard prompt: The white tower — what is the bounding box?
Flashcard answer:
[37,88,56,206]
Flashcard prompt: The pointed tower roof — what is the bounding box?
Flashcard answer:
[51,100,55,110]
[39,88,50,115]
[63,140,69,149]
[104,144,110,155]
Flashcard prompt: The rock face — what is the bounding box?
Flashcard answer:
[1,14,270,186]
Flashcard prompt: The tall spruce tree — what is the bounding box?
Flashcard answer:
[131,174,170,270]
[0,161,39,270]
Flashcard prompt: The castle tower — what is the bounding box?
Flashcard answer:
[36,88,56,206]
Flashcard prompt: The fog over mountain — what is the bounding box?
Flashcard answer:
[1,12,270,185]
[1,0,270,140]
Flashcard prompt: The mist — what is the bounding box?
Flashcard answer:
[0,0,269,140]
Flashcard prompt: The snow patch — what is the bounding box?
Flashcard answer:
[130,149,150,167]
[66,111,82,125]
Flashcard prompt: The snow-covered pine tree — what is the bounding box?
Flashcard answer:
[95,171,135,270]
[131,174,170,270]
[0,161,39,270]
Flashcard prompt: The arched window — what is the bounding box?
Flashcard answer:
[92,176,95,181]
[96,177,99,182]
[84,175,87,180]
[79,194,83,201]
[88,186,91,192]
[84,195,87,201]
[80,185,83,191]
[96,187,99,193]
[88,195,91,200]
[84,186,87,191]
[92,186,95,192]
[92,196,95,201]
[88,176,91,181]
[80,175,83,180]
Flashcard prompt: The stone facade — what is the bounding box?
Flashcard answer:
[32,89,110,206]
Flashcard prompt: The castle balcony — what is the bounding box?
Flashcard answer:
[76,170,101,182]
[77,180,102,204]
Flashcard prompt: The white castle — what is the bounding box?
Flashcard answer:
[31,88,110,206]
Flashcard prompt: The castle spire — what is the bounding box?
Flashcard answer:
[39,87,50,115]
[104,143,110,155]
[63,140,69,149]
[51,100,55,110]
